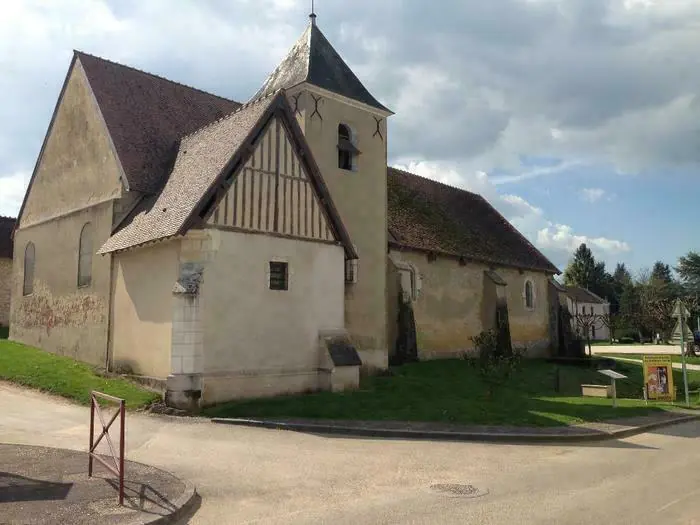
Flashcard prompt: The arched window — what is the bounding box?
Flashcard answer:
[78,222,93,287]
[337,123,359,171]
[23,242,35,296]
[524,280,534,309]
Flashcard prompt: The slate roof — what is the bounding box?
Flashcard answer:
[98,91,357,259]
[0,217,16,259]
[77,51,241,194]
[565,286,606,304]
[98,93,278,254]
[387,168,560,274]
[250,21,391,113]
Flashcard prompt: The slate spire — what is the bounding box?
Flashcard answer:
[250,18,390,113]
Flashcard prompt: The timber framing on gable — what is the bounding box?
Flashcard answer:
[191,92,357,260]
[206,116,335,244]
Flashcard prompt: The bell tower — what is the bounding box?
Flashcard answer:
[250,14,394,368]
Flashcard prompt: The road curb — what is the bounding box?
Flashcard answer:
[210,413,700,444]
[144,478,198,525]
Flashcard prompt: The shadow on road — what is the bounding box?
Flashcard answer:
[300,431,659,450]
[100,475,179,515]
[0,472,73,503]
[648,419,700,439]
[170,493,202,524]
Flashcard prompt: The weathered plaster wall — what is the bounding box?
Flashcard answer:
[389,250,483,359]
[111,241,179,378]
[388,249,553,359]
[10,202,114,366]
[19,60,123,229]
[0,258,11,327]
[499,267,552,355]
[198,228,346,403]
[290,86,389,368]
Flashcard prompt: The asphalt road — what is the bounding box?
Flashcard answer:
[1,382,699,525]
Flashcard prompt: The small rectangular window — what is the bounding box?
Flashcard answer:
[269,261,288,291]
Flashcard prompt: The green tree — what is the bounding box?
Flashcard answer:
[563,243,611,299]
[613,263,632,285]
[677,251,700,293]
[651,261,673,284]
[619,281,644,339]
[610,262,632,314]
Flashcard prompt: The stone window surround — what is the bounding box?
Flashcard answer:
[337,122,358,172]
[268,256,290,291]
[23,242,35,296]
[77,222,93,288]
[523,278,535,310]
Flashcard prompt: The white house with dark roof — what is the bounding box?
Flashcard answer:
[10,13,560,408]
[565,286,610,341]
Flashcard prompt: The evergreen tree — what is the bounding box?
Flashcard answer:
[677,251,700,293]
[563,243,610,299]
[651,261,673,284]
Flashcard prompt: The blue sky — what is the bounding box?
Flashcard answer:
[2,0,700,277]
[488,159,700,273]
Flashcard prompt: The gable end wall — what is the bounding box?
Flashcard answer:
[9,60,124,366]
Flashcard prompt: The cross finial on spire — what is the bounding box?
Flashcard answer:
[309,0,317,25]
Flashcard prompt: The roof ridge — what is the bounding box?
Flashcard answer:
[182,89,283,141]
[388,166,482,199]
[74,50,241,106]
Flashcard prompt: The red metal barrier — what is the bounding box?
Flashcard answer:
[88,391,126,505]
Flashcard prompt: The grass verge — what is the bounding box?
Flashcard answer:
[203,358,700,427]
[0,339,161,409]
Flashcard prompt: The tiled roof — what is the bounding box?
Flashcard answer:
[387,168,560,274]
[0,216,15,259]
[77,51,241,194]
[250,21,391,113]
[565,286,606,304]
[99,93,278,254]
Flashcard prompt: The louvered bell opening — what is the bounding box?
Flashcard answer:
[337,137,360,155]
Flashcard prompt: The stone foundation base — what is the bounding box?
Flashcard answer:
[200,369,321,406]
[165,373,203,411]
[357,348,388,371]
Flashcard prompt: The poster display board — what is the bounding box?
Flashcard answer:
[643,355,675,401]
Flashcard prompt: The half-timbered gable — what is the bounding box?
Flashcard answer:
[207,116,335,244]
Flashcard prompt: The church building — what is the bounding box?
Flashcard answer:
[9,14,560,408]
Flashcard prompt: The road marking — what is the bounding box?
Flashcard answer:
[657,487,700,512]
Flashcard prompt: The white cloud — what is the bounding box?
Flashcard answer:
[580,187,606,203]
[0,171,29,217]
[537,224,631,255]
[491,160,585,185]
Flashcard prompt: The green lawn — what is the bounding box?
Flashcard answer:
[0,339,161,409]
[204,358,700,427]
[600,353,700,366]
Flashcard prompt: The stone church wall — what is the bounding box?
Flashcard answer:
[388,249,552,359]
[10,201,114,367]
[0,257,11,327]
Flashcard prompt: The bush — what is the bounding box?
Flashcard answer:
[465,329,523,396]
[619,336,635,344]
[616,329,640,343]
